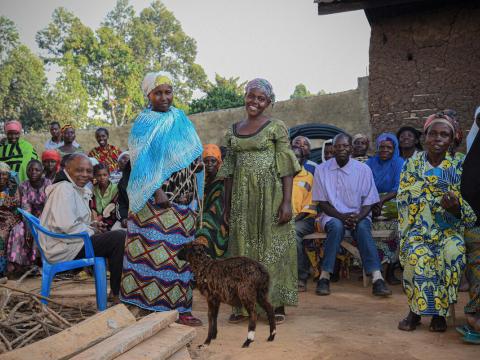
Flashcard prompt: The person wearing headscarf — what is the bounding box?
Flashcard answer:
[352,133,370,162]
[219,78,300,324]
[291,136,316,175]
[109,151,129,184]
[57,125,84,158]
[397,126,423,160]
[0,121,38,183]
[321,139,334,163]
[195,144,228,258]
[120,72,204,326]
[42,149,61,181]
[0,162,21,276]
[440,109,463,155]
[7,160,51,275]
[88,128,122,173]
[459,106,480,343]
[397,113,476,333]
[366,133,405,284]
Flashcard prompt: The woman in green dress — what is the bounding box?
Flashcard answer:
[219,78,300,324]
[397,113,477,332]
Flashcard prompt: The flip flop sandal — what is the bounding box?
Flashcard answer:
[456,325,472,336]
[463,330,480,344]
[177,315,203,327]
[228,314,248,324]
[275,314,285,325]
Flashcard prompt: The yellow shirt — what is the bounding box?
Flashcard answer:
[292,167,317,217]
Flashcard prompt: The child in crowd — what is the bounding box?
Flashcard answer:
[90,164,118,231]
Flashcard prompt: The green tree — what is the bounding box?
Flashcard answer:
[0,16,19,62]
[290,83,313,99]
[189,74,246,114]
[44,53,90,128]
[0,45,48,130]
[37,1,208,126]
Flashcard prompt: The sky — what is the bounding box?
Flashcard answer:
[0,0,371,101]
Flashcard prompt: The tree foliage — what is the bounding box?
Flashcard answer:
[290,84,313,99]
[0,16,19,61]
[36,0,207,126]
[0,45,48,130]
[189,74,245,114]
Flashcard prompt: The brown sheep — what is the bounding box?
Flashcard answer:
[178,243,276,348]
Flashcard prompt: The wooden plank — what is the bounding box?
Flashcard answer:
[304,230,392,240]
[1,304,136,360]
[116,323,196,360]
[168,347,191,360]
[72,310,178,360]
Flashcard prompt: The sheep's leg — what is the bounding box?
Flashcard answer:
[203,299,218,346]
[257,293,276,342]
[211,300,220,339]
[242,303,256,348]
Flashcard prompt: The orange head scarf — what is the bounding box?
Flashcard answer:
[202,144,222,167]
[41,150,61,172]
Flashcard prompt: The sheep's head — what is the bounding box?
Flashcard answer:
[177,242,209,262]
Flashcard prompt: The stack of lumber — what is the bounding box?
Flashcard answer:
[1,304,196,360]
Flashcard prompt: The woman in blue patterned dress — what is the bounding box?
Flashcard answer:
[397,113,476,332]
[120,72,204,326]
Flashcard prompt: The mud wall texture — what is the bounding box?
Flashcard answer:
[368,2,480,144]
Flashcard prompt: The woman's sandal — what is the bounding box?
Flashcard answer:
[228,314,248,324]
[177,314,203,327]
[429,316,447,332]
[398,312,421,331]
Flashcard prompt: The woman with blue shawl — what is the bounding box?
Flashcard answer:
[366,133,405,285]
[120,72,204,327]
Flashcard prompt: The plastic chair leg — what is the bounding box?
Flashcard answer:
[40,266,55,305]
[93,258,107,311]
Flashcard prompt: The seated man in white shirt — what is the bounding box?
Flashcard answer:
[40,153,125,303]
[312,133,391,297]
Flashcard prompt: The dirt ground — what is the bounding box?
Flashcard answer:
[16,274,479,360]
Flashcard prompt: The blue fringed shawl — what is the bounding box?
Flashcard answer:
[127,107,203,213]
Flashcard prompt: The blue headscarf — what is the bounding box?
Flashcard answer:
[127,106,203,213]
[366,133,404,194]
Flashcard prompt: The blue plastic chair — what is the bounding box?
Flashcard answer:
[17,208,107,311]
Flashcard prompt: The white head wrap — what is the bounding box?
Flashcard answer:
[141,71,173,97]
[321,139,333,163]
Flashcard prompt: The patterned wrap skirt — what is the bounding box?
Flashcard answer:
[465,226,480,315]
[120,200,197,313]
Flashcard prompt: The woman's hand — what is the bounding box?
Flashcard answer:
[154,189,171,209]
[278,201,293,225]
[441,191,461,218]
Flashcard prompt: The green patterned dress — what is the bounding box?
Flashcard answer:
[218,119,300,308]
[398,152,477,317]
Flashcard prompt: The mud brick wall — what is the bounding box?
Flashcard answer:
[368,2,480,146]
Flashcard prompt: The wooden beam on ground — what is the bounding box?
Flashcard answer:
[72,310,178,360]
[116,323,196,360]
[1,304,136,360]
[168,347,192,360]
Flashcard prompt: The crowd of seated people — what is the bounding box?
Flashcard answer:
[1,71,478,344]
[0,119,129,282]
